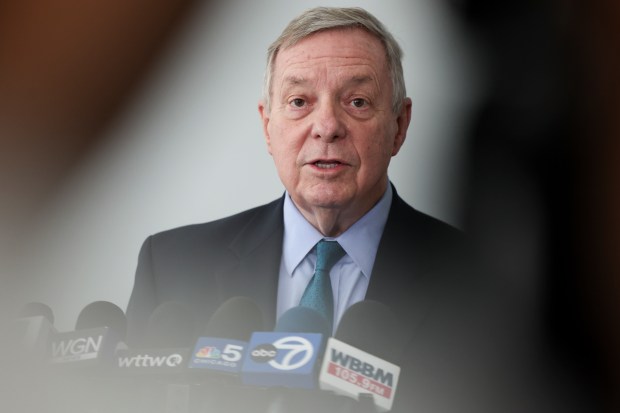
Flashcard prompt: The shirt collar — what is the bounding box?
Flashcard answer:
[282,183,392,279]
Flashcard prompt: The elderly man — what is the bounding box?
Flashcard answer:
[127,7,483,412]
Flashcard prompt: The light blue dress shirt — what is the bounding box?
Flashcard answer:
[276,184,393,332]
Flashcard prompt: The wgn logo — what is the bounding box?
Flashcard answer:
[250,336,314,371]
[51,335,103,362]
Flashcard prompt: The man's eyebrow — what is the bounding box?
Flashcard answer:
[282,75,375,85]
[280,74,376,90]
[346,75,374,85]
[343,75,379,91]
[282,76,308,86]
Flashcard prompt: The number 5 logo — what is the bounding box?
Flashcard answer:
[221,344,243,362]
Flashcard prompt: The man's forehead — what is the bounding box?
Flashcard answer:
[272,30,387,86]
[274,28,386,69]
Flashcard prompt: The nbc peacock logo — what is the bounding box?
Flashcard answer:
[195,346,222,359]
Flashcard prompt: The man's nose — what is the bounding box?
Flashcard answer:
[310,101,346,142]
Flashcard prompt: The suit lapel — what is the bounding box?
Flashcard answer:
[215,197,284,330]
[366,190,447,337]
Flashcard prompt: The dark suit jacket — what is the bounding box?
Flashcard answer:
[126,186,499,412]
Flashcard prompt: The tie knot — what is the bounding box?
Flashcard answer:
[316,240,345,272]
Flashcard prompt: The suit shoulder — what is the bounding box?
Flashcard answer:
[391,194,463,243]
[147,197,283,251]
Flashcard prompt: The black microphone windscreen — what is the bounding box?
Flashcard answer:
[144,301,196,348]
[275,306,330,337]
[203,297,264,342]
[18,302,54,325]
[335,300,408,363]
[75,301,126,339]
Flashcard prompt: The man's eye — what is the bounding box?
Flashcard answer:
[351,98,367,108]
[290,98,306,108]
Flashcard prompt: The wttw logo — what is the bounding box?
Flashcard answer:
[118,353,184,368]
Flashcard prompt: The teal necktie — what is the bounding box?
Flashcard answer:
[299,240,346,329]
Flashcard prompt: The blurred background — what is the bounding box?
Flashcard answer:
[0,0,618,410]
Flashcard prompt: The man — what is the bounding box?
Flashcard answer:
[127,7,482,412]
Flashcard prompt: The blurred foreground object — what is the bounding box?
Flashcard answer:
[0,0,201,310]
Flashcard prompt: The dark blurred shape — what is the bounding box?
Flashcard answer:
[445,0,619,411]
[335,300,407,364]
[18,302,54,325]
[144,301,196,348]
[275,306,330,336]
[275,306,330,356]
[203,296,264,342]
[571,1,620,410]
[75,300,127,340]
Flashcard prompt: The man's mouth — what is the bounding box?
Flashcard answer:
[314,161,342,169]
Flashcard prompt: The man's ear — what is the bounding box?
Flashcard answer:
[391,97,412,156]
[258,100,272,155]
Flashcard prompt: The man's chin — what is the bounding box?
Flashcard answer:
[294,190,353,212]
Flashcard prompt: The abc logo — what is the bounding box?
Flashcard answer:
[268,336,313,371]
[250,344,277,363]
[248,336,315,371]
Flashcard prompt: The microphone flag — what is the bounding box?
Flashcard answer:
[319,337,400,412]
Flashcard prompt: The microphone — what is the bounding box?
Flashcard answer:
[1,303,57,413]
[19,302,55,323]
[259,306,366,413]
[241,306,329,389]
[334,300,408,364]
[115,301,195,374]
[45,301,128,413]
[171,297,267,413]
[114,301,196,413]
[188,296,264,376]
[274,305,330,335]
[10,302,57,362]
[75,301,126,338]
[49,301,126,367]
[319,300,408,412]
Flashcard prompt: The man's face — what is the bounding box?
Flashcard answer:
[259,28,411,225]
